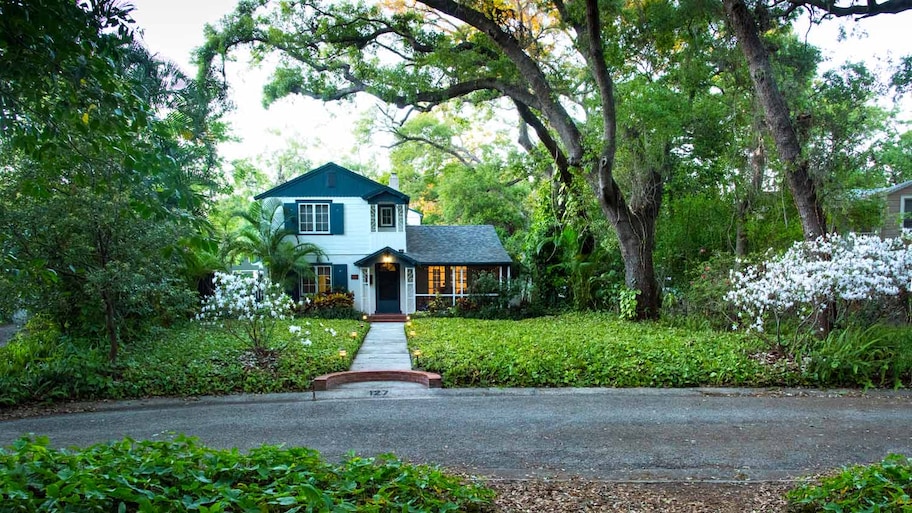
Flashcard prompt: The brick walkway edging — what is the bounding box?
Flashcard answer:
[311,370,442,391]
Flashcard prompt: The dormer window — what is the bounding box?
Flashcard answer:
[299,203,330,234]
[378,205,395,228]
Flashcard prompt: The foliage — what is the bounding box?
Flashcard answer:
[0,317,113,407]
[0,435,494,512]
[406,314,785,388]
[296,291,362,319]
[786,454,912,513]
[0,0,223,361]
[196,273,294,352]
[229,199,325,289]
[665,254,744,331]
[727,233,912,342]
[112,319,364,399]
[804,325,912,388]
[617,288,641,321]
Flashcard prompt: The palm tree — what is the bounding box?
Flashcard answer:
[230,198,325,289]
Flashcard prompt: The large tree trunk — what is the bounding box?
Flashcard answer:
[591,158,663,320]
[723,0,827,240]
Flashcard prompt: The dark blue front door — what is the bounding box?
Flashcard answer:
[375,263,400,313]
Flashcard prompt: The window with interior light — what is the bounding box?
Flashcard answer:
[302,265,332,294]
[428,265,445,293]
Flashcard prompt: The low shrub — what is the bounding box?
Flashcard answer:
[406,313,790,388]
[787,454,912,512]
[0,435,495,511]
[296,291,362,319]
[804,325,912,388]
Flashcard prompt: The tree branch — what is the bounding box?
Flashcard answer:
[793,0,912,17]
[417,0,585,164]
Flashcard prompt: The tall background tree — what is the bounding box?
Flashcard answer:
[0,0,224,360]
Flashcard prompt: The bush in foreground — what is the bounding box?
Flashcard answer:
[787,454,912,512]
[0,435,494,512]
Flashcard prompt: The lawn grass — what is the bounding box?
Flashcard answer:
[407,312,793,388]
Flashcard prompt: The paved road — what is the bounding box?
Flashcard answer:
[2,388,911,481]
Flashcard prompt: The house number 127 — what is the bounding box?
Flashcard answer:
[369,390,388,397]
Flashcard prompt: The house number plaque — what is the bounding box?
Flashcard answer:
[369,390,389,397]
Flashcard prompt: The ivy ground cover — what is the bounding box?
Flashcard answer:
[407,313,788,388]
[0,319,366,407]
[0,435,494,512]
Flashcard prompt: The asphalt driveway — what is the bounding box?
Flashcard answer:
[1,388,910,481]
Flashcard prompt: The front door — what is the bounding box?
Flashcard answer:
[375,263,400,313]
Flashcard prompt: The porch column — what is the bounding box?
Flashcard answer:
[405,266,416,314]
[360,267,372,314]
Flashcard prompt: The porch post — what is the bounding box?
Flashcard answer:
[360,267,372,314]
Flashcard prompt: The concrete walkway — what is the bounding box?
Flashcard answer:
[330,321,424,393]
[349,322,412,371]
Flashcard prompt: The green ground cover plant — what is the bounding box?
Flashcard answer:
[0,319,365,407]
[407,313,794,388]
[0,435,494,512]
[787,454,912,512]
[113,319,365,398]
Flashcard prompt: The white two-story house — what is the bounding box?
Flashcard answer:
[254,162,513,315]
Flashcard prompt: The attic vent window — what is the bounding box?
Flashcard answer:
[326,171,336,188]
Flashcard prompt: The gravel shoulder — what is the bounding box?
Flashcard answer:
[488,480,791,512]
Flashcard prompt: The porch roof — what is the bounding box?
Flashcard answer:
[405,225,512,265]
[353,247,419,267]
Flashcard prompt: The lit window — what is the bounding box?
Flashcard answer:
[302,265,332,294]
[428,266,445,293]
[453,266,467,294]
[379,205,395,227]
[299,203,330,233]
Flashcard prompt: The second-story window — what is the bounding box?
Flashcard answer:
[299,203,330,234]
[378,205,395,228]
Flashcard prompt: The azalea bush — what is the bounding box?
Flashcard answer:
[196,272,294,352]
[727,233,912,342]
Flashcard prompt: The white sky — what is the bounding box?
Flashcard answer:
[129,1,911,176]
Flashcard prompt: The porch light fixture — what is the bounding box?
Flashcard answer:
[382,252,393,263]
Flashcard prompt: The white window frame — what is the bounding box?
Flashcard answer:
[378,205,396,228]
[298,203,330,234]
[902,195,912,231]
[302,265,332,294]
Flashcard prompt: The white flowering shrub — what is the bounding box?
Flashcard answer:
[196,272,295,351]
[726,233,912,340]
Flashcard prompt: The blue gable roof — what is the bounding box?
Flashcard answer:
[254,162,409,204]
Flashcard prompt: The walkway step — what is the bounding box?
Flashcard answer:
[311,321,437,392]
[368,314,408,322]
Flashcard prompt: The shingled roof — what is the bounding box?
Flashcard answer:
[406,225,512,265]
